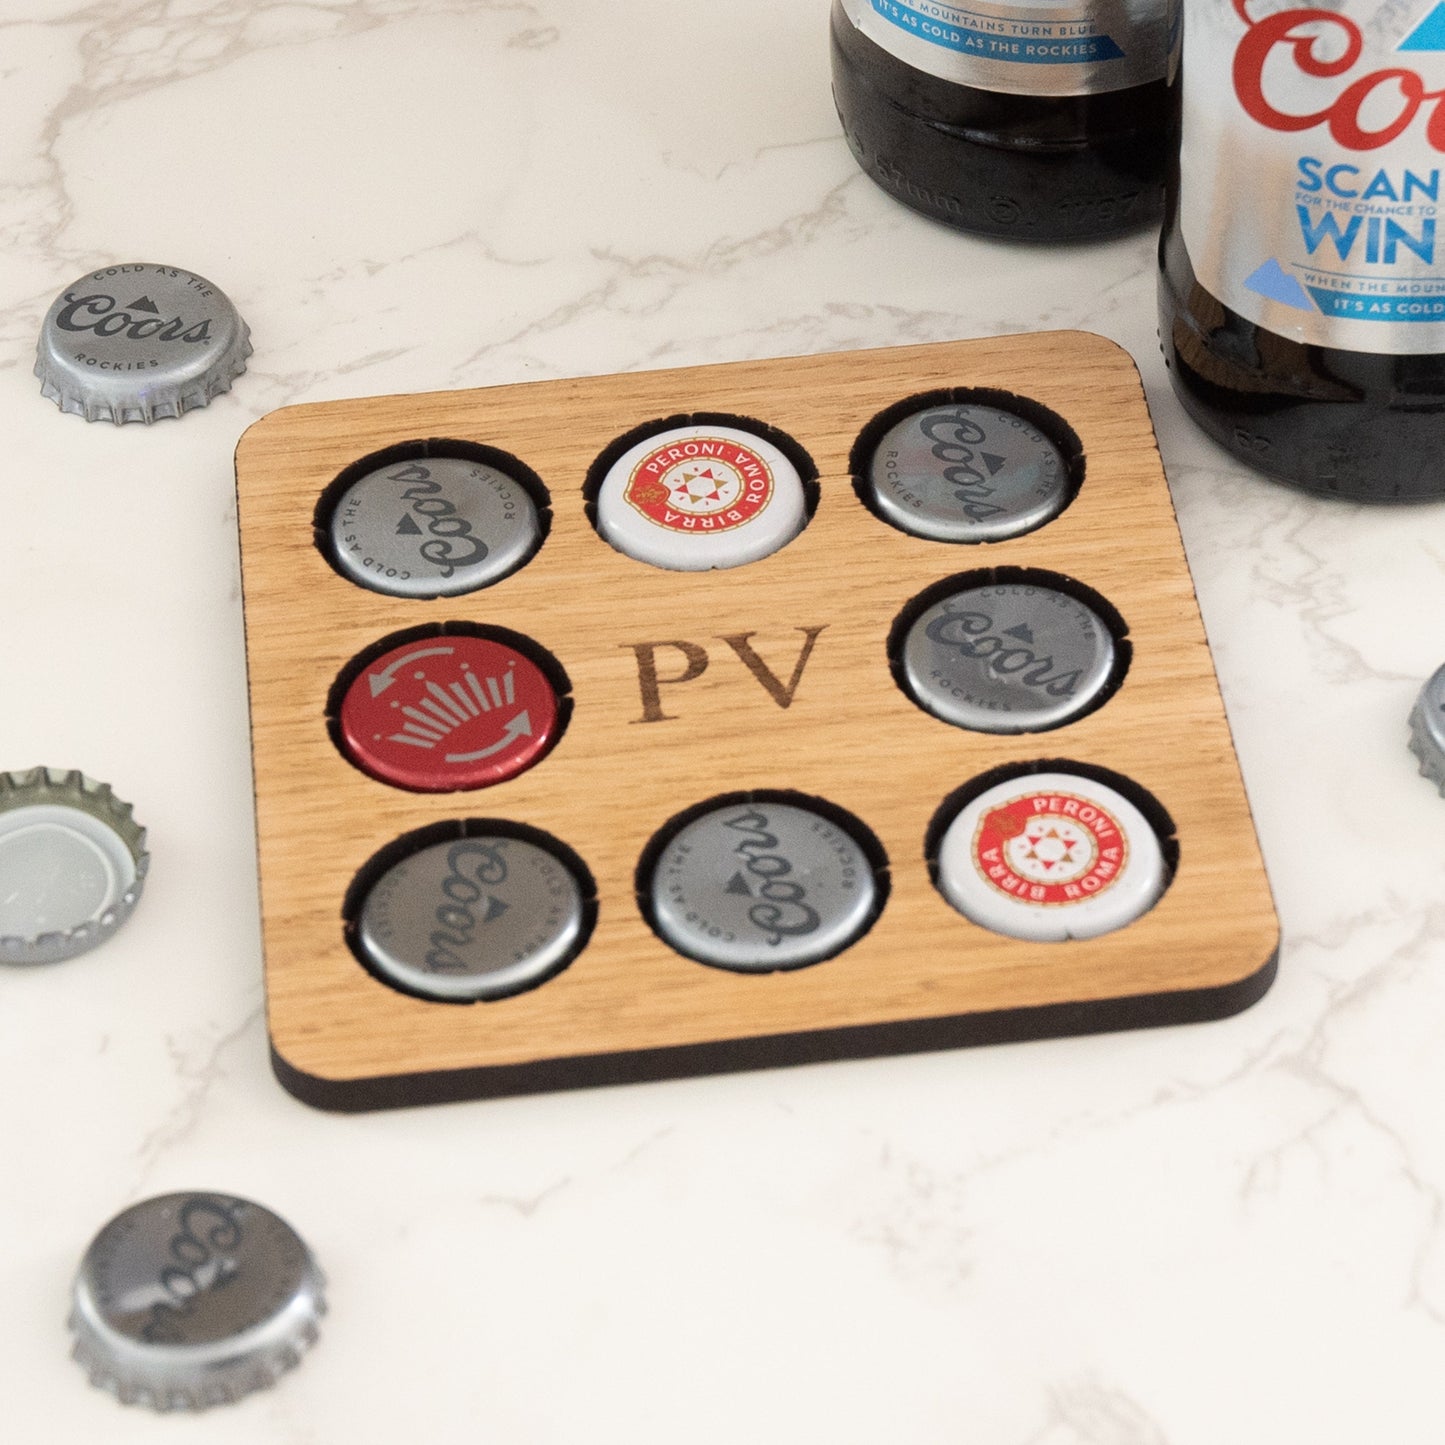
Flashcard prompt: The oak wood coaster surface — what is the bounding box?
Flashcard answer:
[234,332,1279,1111]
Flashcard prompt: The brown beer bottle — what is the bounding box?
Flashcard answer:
[830,1,1180,242]
[1159,1,1445,502]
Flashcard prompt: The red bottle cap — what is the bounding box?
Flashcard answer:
[339,636,558,791]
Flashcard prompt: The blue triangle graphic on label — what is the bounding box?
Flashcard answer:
[1400,3,1445,51]
[1244,258,1315,311]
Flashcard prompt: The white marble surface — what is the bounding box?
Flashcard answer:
[3,2,1445,1440]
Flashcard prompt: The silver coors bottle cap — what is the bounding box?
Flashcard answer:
[866,402,1070,542]
[69,1192,326,1411]
[901,582,1117,733]
[36,263,251,424]
[649,800,878,971]
[329,455,542,598]
[357,834,587,1000]
[0,767,149,965]
[1408,664,1445,794]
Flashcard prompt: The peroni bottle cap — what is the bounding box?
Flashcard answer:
[596,423,807,571]
[936,771,1166,941]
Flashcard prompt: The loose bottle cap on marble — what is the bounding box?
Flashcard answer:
[338,634,560,792]
[900,582,1117,733]
[35,263,251,424]
[0,768,148,965]
[357,834,587,1000]
[936,772,1166,941]
[70,1192,325,1412]
[865,402,1070,542]
[329,455,542,598]
[595,423,807,570]
[1408,665,1445,794]
[648,799,878,971]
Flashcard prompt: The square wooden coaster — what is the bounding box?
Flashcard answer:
[234,333,1278,1111]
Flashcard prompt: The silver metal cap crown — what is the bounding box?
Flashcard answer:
[357,834,586,1000]
[329,455,543,598]
[649,800,878,971]
[1409,664,1445,794]
[0,767,149,965]
[35,263,251,424]
[900,582,1116,734]
[867,402,1070,543]
[70,1193,326,1412]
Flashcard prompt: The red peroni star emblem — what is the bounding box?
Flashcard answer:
[625,435,774,533]
[971,792,1129,906]
[1021,825,1077,872]
[671,466,728,505]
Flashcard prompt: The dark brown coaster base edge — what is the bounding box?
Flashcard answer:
[270,940,1280,1113]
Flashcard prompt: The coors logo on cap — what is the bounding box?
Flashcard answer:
[35,262,251,423]
[53,289,214,344]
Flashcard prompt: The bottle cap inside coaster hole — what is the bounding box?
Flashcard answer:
[900,581,1117,733]
[595,423,808,570]
[936,771,1167,941]
[338,634,560,792]
[648,799,880,971]
[355,833,588,1000]
[327,454,541,598]
[865,402,1070,542]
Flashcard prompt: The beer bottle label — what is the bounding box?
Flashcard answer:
[838,0,1177,96]
[1181,2,1445,355]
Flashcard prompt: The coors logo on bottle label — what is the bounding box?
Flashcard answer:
[1181,1,1445,354]
[839,0,1177,96]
